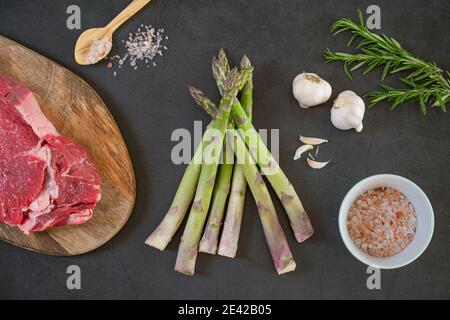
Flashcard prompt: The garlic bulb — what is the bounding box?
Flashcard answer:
[292,72,332,108]
[331,91,365,132]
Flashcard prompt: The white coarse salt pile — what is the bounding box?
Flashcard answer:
[86,37,112,64]
[347,187,417,257]
[109,24,168,75]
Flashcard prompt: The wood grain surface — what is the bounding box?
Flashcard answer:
[0,35,136,256]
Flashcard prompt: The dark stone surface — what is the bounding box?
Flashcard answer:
[0,0,449,300]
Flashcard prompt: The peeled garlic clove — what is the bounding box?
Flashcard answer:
[299,135,328,145]
[293,144,313,160]
[292,72,332,109]
[307,158,331,169]
[331,91,365,132]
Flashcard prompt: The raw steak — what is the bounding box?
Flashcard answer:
[0,75,102,233]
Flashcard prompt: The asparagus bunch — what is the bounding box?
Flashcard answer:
[146,49,313,275]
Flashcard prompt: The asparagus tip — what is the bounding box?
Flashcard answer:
[218,48,230,73]
[188,85,202,105]
[236,67,254,91]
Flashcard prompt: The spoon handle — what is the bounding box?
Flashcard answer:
[106,0,151,34]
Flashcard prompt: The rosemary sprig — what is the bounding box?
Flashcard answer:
[324,10,449,114]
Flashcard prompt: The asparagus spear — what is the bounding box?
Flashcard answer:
[191,87,314,243]
[218,55,253,258]
[175,65,252,275]
[196,52,235,254]
[198,129,234,254]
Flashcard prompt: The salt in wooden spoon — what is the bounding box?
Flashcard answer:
[74,0,151,65]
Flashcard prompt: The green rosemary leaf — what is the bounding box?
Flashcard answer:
[381,62,391,82]
[379,83,396,91]
[390,37,403,49]
[391,64,415,73]
[332,27,350,36]
[400,77,415,87]
[419,96,427,115]
[344,63,353,80]
[356,39,371,50]
[391,96,404,110]
[421,79,437,88]
[407,68,424,80]
[367,93,384,107]
[357,9,364,26]
[368,101,379,108]
[363,62,379,75]
[347,34,359,47]
[436,94,446,112]
[350,61,366,72]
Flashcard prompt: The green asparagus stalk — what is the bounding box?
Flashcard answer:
[218,55,253,258]
[175,64,252,275]
[196,52,235,254]
[191,87,314,243]
[198,135,234,254]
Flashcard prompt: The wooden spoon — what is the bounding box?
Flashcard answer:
[74,0,151,65]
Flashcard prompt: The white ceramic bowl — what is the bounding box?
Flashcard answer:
[339,174,434,269]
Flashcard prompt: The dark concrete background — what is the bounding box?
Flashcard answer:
[0,0,449,300]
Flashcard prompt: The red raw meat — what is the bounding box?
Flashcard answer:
[0,75,102,233]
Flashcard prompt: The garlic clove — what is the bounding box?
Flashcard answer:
[292,72,332,109]
[331,90,365,132]
[293,144,314,160]
[299,135,328,145]
[306,158,331,169]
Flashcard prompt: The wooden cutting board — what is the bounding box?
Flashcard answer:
[0,35,136,256]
